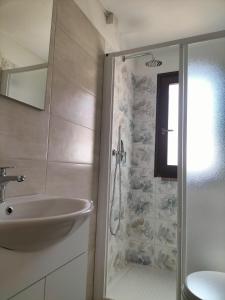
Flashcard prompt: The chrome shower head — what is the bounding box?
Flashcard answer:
[122,51,163,67]
[145,58,162,67]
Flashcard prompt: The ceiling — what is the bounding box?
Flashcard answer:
[100,0,225,50]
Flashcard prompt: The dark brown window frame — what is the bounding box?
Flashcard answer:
[154,71,179,179]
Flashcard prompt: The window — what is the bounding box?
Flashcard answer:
[154,72,179,178]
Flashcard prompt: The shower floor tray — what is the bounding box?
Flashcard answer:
[107,263,176,300]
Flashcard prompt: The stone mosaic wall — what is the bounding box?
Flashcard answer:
[107,56,178,286]
[126,74,178,271]
[107,58,134,284]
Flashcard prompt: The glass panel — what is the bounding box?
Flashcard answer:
[186,37,225,275]
[106,46,179,300]
[167,83,179,165]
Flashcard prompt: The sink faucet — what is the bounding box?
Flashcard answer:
[0,167,25,203]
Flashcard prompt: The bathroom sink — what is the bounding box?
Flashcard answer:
[0,195,93,251]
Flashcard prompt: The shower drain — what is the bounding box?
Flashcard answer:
[6,206,14,215]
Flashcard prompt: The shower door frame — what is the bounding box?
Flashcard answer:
[94,30,225,300]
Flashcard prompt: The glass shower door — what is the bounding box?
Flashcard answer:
[186,37,225,275]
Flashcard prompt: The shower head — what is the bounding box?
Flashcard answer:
[145,53,162,67]
[122,52,162,67]
[145,58,162,67]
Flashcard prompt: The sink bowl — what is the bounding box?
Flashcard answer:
[0,195,93,251]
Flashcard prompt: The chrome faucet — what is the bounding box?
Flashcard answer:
[0,167,25,203]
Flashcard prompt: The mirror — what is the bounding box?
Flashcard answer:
[0,0,53,110]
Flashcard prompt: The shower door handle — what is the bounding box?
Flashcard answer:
[161,128,174,135]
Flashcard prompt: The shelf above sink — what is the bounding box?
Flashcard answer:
[0,194,93,251]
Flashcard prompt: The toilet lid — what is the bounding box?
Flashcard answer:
[183,271,225,300]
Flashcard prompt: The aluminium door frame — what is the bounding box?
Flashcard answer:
[94,29,225,300]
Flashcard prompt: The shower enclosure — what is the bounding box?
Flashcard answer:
[94,30,225,300]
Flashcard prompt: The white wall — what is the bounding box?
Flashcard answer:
[73,0,120,52]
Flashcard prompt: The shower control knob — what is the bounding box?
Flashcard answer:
[112,149,117,156]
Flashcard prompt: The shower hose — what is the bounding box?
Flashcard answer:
[109,144,122,236]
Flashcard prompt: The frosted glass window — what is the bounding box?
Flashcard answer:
[167,83,179,165]
[186,37,225,276]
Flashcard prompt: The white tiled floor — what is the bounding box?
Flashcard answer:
[107,264,176,300]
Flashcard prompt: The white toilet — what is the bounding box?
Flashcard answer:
[183,271,225,300]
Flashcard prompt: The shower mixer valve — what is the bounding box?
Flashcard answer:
[112,146,126,163]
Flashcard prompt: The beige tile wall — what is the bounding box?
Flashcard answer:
[0,0,105,299]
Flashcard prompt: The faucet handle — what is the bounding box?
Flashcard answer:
[17,175,25,182]
[0,166,15,176]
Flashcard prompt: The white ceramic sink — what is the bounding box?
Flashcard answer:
[0,195,93,251]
